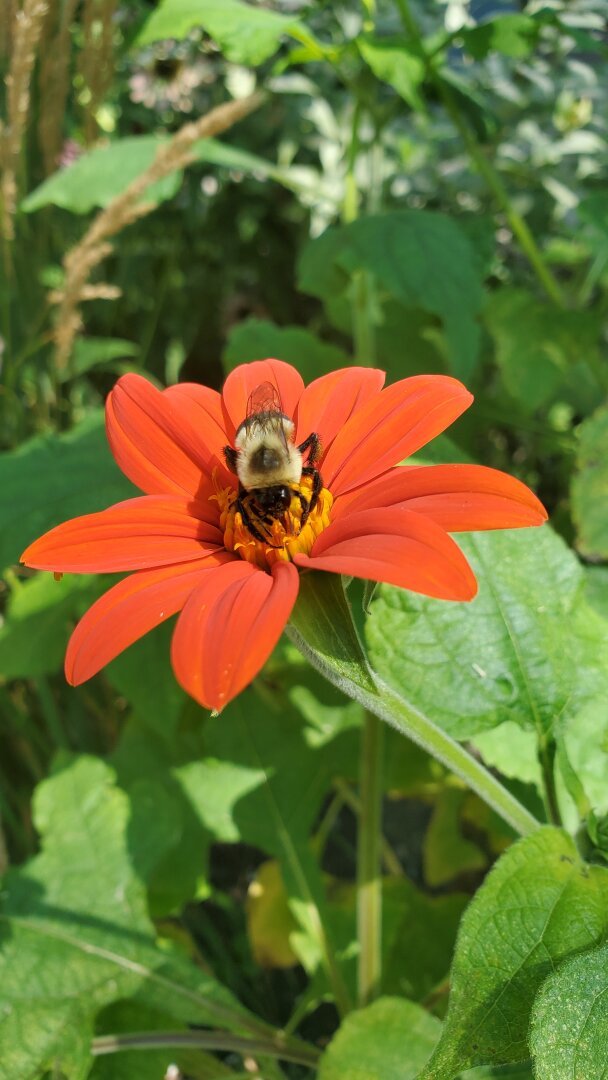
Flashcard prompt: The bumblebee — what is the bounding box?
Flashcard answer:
[223,382,322,546]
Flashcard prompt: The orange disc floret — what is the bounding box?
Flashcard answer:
[213,474,334,570]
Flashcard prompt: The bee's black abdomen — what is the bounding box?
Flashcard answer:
[253,485,292,513]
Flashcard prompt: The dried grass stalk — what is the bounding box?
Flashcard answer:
[52,91,265,370]
[0,0,18,57]
[0,0,48,238]
[38,0,79,174]
[78,0,118,145]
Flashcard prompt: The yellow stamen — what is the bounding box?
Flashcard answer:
[212,474,333,571]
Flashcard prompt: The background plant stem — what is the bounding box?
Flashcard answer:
[395,0,566,308]
[357,709,385,1005]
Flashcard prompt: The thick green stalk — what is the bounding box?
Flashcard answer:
[288,573,540,839]
[357,710,384,1005]
[394,0,566,308]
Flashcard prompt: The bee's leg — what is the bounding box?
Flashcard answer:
[224,446,239,473]
[297,432,321,465]
[237,496,283,548]
[236,496,269,545]
[301,466,322,515]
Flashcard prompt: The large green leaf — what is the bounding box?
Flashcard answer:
[367,527,608,741]
[0,757,170,1074]
[418,828,608,1078]
[485,288,602,413]
[530,941,608,1079]
[136,0,300,64]
[319,997,441,1080]
[1,412,134,571]
[223,318,348,381]
[0,756,254,1078]
[571,401,608,559]
[298,211,485,379]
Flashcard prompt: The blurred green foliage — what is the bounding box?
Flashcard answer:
[1,0,608,1077]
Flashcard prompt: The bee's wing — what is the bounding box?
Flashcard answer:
[246,381,283,419]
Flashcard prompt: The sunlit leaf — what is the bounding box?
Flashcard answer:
[22,136,180,213]
[0,756,246,1078]
[358,35,425,112]
[136,0,300,64]
[418,828,608,1078]
[246,860,299,969]
[530,941,608,1079]
[367,527,608,741]
[319,997,441,1080]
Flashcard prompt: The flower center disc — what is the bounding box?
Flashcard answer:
[213,475,333,570]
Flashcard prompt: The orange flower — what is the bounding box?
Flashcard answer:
[21,361,547,712]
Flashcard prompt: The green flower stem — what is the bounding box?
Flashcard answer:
[91,1030,320,1069]
[394,0,566,309]
[357,710,385,1006]
[288,572,540,839]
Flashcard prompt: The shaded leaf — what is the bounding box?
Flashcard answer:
[0,572,104,678]
[423,787,486,887]
[530,941,608,1080]
[319,997,441,1080]
[1,412,134,571]
[107,620,187,738]
[485,288,602,413]
[383,878,468,1004]
[418,828,608,1078]
[298,211,485,379]
[461,15,540,61]
[571,401,608,559]
[223,318,348,382]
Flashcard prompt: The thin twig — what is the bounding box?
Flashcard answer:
[51,91,266,371]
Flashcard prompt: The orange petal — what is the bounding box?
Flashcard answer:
[106,373,219,497]
[321,375,473,497]
[335,464,548,530]
[294,367,385,459]
[171,560,299,711]
[66,553,234,685]
[164,382,233,485]
[296,508,477,601]
[21,495,223,573]
[221,359,305,436]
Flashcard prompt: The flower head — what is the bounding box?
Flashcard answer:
[21,361,547,712]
